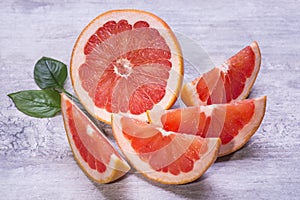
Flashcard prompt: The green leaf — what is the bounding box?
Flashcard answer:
[34,57,67,90]
[8,89,61,118]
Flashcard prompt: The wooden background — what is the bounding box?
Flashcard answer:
[1,0,299,199]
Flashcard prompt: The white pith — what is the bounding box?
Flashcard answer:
[113,58,133,78]
[86,124,95,136]
[219,63,229,73]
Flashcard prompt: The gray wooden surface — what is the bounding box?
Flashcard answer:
[1,0,299,199]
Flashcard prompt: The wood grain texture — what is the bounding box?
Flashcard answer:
[1,0,299,199]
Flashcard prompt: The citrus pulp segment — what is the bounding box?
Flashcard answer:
[61,93,130,183]
[181,41,261,106]
[112,114,220,184]
[71,9,183,124]
[147,96,266,157]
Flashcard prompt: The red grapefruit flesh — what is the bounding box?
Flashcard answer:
[181,41,261,106]
[71,9,183,124]
[112,114,220,184]
[148,96,266,157]
[61,93,130,183]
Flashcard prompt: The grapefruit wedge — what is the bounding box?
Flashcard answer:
[71,9,183,124]
[112,114,220,184]
[61,93,130,183]
[148,96,266,157]
[181,41,261,106]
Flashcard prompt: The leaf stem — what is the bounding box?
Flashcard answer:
[61,89,80,103]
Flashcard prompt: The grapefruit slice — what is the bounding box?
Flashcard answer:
[148,96,266,157]
[61,93,130,183]
[71,9,183,124]
[112,114,220,184]
[181,41,261,106]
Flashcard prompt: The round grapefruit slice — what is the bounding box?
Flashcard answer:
[148,96,266,157]
[71,9,183,124]
[181,41,261,106]
[112,114,220,184]
[61,93,130,183]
